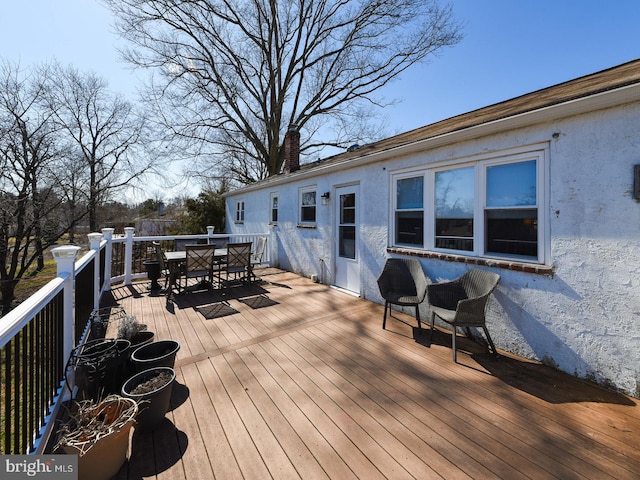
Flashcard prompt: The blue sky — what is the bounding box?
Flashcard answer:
[1,0,639,196]
[1,0,639,131]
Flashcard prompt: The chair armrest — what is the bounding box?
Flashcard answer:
[453,293,492,326]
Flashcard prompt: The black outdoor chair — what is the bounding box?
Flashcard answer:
[377,258,429,331]
[222,242,252,288]
[177,244,217,293]
[427,268,500,362]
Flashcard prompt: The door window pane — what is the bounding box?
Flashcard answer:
[340,193,355,224]
[339,226,356,259]
[435,166,474,251]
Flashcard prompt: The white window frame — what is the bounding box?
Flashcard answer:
[270,192,279,224]
[392,171,425,248]
[391,145,549,264]
[299,185,317,225]
[235,199,245,223]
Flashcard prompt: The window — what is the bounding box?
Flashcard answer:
[392,148,546,263]
[485,160,537,257]
[435,166,474,251]
[395,176,424,246]
[270,193,278,223]
[300,187,316,223]
[235,200,245,223]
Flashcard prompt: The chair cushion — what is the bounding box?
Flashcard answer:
[387,292,422,306]
[430,305,457,323]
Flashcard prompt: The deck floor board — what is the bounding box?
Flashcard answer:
[103,269,640,480]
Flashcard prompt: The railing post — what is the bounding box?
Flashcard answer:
[88,232,103,311]
[207,225,215,243]
[51,246,81,364]
[124,226,135,286]
[101,228,115,292]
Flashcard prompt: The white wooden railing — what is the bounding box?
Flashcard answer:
[0,227,273,454]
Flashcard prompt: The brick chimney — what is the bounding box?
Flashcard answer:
[283,124,300,173]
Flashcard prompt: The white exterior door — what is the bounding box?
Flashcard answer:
[334,184,360,294]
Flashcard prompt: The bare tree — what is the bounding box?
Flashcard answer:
[0,62,67,313]
[44,65,153,231]
[104,0,463,183]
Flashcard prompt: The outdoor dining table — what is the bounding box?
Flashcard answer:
[164,248,227,295]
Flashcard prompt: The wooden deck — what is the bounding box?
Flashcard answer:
[107,268,640,480]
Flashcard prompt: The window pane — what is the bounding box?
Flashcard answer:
[339,226,356,259]
[397,177,423,209]
[395,211,424,246]
[301,206,316,222]
[487,160,536,207]
[486,208,537,257]
[271,196,278,222]
[302,191,316,206]
[341,193,355,224]
[435,167,474,251]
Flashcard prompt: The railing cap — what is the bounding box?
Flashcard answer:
[51,245,81,259]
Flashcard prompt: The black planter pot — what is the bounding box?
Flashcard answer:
[143,260,162,294]
[122,367,176,432]
[122,330,155,379]
[129,330,155,350]
[131,340,180,372]
[73,338,131,400]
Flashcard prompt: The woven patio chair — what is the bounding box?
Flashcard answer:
[377,258,429,331]
[427,268,500,362]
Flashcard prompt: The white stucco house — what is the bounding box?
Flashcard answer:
[225,59,640,398]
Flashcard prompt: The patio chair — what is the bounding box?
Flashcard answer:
[249,236,267,283]
[427,269,500,362]
[153,242,171,290]
[377,258,429,331]
[177,244,217,293]
[222,242,252,287]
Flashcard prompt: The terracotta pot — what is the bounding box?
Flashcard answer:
[60,397,137,480]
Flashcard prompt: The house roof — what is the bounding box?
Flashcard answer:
[317,58,640,164]
[231,58,640,193]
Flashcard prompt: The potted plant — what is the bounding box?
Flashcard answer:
[55,395,138,480]
[130,339,181,372]
[117,314,154,348]
[122,367,175,432]
[69,338,131,400]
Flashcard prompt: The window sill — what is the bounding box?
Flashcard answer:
[297,223,317,229]
[386,247,553,276]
